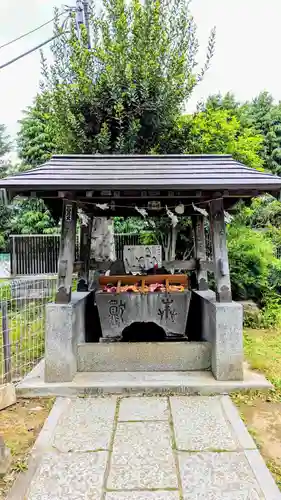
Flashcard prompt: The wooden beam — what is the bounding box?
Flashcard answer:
[192,215,208,290]
[209,198,232,302]
[73,258,214,273]
[77,217,93,291]
[56,198,77,304]
[99,274,188,286]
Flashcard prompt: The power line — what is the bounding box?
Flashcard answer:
[0,11,66,51]
[0,3,91,72]
[0,35,59,71]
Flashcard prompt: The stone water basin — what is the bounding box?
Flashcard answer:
[95,290,191,340]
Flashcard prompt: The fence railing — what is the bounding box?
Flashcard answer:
[0,276,57,384]
[10,234,62,276]
[9,233,142,276]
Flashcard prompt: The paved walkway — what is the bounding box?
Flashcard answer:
[10,396,281,499]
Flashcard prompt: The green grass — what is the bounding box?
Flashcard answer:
[0,299,51,382]
[232,328,281,488]
[244,327,281,395]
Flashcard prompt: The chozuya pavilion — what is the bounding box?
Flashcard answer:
[1,154,281,388]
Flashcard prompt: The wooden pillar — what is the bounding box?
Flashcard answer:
[209,198,232,302]
[192,215,208,291]
[56,198,77,304]
[77,216,93,291]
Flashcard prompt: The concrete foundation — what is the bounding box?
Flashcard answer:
[45,292,91,383]
[17,360,272,397]
[77,341,211,372]
[194,290,244,381]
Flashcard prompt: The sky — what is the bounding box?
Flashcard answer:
[0,0,281,142]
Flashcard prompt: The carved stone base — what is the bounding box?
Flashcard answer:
[95,291,191,340]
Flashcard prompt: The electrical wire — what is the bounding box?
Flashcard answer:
[0,11,66,50]
[0,35,58,71]
[0,14,70,71]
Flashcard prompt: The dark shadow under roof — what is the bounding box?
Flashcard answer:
[1,154,281,193]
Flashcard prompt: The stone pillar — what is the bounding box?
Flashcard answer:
[194,290,244,381]
[209,198,232,302]
[56,198,77,304]
[77,217,93,292]
[45,292,90,382]
[0,436,11,477]
[192,215,208,291]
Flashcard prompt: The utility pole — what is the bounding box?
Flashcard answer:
[75,0,84,38]
[82,0,91,48]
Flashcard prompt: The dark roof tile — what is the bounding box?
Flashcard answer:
[1,154,281,192]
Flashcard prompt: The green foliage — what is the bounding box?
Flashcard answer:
[17,92,58,167]
[241,91,281,175]
[38,0,215,155]
[227,223,281,328]
[234,195,281,229]
[201,91,281,175]
[114,217,150,234]
[260,293,281,328]
[0,197,57,248]
[10,198,57,235]
[0,124,11,157]
[0,124,12,179]
[227,225,278,302]
[163,109,263,169]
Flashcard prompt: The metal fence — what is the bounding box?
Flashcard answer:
[0,276,57,384]
[9,233,142,276]
[10,234,61,276]
[114,232,141,260]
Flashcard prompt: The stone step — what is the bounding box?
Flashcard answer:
[77,341,211,372]
[16,361,272,397]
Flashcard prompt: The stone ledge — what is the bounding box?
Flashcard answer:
[16,360,272,397]
[77,341,212,372]
[0,383,16,411]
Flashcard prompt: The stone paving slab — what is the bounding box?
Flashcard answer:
[179,451,262,499]
[118,396,169,420]
[26,451,107,500]
[7,395,281,500]
[106,493,180,500]
[170,395,239,451]
[53,397,116,452]
[107,421,178,489]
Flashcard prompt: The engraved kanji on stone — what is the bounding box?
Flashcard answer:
[158,297,178,322]
[108,299,126,327]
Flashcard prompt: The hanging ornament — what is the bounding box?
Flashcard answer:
[148,201,161,211]
[166,205,178,227]
[175,203,185,215]
[192,203,208,218]
[77,208,90,226]
[135,206,148,218]
[96,203,109,210]
[224,211,233,224]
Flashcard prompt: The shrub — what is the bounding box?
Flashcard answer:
[227,225,278,302]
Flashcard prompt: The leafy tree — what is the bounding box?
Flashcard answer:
[197,92,240,114]
[227,224,280,302]
[9,198,57,234]
[17,92,58,167]
[39,0,215,154]
[241,92,281,175]
[0,124,12,178]
[161,108,264,169]
[0,124,11,157]
[16,0,215,256]
[233,195,281,229]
